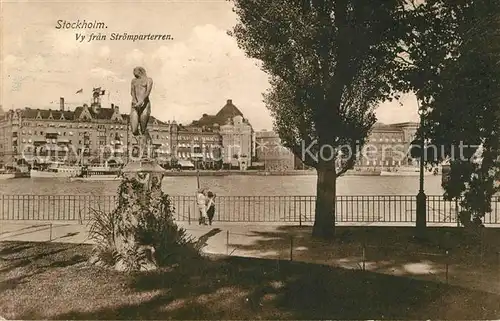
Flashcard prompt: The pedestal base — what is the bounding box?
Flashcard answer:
[112,158,166,271]
[122,158,166,174]
[415,191,427,241]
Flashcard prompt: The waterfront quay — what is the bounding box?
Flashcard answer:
[1,194,499,226]
[1,176,498,226]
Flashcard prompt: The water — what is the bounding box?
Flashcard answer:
[2,176,498,224]
[0,175,444,196]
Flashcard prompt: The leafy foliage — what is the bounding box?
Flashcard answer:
[232,0,410,172]
[401,0,500,224]
[88,207,120,267]
[231,0,422,237]
[88,175,200,271]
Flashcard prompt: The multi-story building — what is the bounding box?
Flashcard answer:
[253,122,418,171]
[356,122,418,168]
[254,130,295,171]
[0,95,242,169]
[191,99,253,170]
[0,89,177,167]
[175,125,222,169]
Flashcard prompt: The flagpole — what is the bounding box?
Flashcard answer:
[196,159,200,189]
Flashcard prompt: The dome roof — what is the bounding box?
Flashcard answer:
[215,99,243,120]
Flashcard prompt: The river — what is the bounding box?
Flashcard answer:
[0,175,444,196]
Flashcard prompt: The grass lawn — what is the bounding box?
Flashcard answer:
[1,238,499,320]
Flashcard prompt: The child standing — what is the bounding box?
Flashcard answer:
[197,188,208,225]
[206,191,216,225]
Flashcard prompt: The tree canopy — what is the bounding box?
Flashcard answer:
[231,0,499,236]
[231,0,422,238]
[403,0,500,224]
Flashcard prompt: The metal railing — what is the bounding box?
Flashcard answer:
[0,194,499,225]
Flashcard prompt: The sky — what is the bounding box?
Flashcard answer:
[1,0,419,130]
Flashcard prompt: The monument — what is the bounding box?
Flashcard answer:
[122,66,165,180]
[101,67,166,271]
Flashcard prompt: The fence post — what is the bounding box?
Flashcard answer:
[455,199,460,227]
[226,230,229,255]
[188,206,191,225]
[290,236,293,261]
[480,228,484,267]
[78,208,83,225]
[445,250,449,284]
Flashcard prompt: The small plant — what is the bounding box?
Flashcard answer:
[458,210,485,228]
[88,174,201,271]
[88,207,120,267]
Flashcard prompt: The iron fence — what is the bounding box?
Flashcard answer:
[0,194,499,225]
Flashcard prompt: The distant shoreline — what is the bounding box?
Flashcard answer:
[163,170,382,177]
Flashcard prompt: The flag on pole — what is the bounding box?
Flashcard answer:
[76,89,83,94]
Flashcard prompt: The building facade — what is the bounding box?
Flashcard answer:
[190,99,253,170]
[0,101,173,166]
[175,125,222,169]
[254,130,295,171]
[0,95,240,169]
[254,123,418,171]
[1,93,416,171]
[355,122,418,168]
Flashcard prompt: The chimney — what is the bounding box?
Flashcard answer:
[114,104,119,113]
[227,99,232,104]
[60,97,65,111]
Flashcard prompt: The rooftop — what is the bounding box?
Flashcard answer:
[2,105,167,125]
[191,99,245,127]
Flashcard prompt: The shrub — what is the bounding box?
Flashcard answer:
[88,174,201,271]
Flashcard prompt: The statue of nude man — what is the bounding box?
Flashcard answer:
[130,66,153,152]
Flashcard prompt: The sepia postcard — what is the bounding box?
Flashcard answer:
[1,0,499,319]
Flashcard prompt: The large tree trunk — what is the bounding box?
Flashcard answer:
[312,166,337,239]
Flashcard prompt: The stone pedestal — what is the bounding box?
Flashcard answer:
[122,158,166,193]
[114,158,166,271]
[122,158,165,176]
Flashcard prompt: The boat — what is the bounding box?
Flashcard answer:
[0,167,14,179]
[380,166,437,177]
[30,162,82,178]
[69,162,122,181]
[0,173,15,180]
[344,169,381,176]
[0,165,30,179]
[69,175,122,182]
